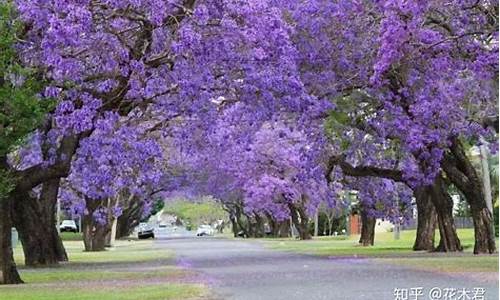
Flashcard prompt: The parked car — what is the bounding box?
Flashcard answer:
[196,225,214,236]
[60,220,78,233]
[158,222,167,228]
[138,223,155,239]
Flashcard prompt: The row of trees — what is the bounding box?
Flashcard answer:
[168,0,498,253]
[0,0,498,284]
[162,197,226,230]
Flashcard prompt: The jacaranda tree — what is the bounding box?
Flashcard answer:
[0,0,497,285]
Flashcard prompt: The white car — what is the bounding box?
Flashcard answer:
[196,225,214,236]
[137,223,155,239]
[60,220,78,233]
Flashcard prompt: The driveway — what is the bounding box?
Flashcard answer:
[156,237,499,300]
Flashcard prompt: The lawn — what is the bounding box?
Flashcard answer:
[0,283,203,300]
[0,283,202,300]
[13,240,176,265]
[4,240,207,300]
[59,231,84,241]
[264,229,499,273]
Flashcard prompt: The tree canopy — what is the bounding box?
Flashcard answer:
[0,1,498,284]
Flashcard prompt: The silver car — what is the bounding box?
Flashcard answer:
[196,225,214,236]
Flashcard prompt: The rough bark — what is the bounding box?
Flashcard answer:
[327,155,403,183]
[116,201,142,239]
[443,139,496,254]
[114,194,146,240]
[105,218,118,247]
[243,213,259,238]
[222,202,247,238]
[14,133,87,193]
[359,209,375,246]
[82,198,110,252]
[234,206,249,238]
[267,215,288,238]
[0,132,80,278]
[277,221,290,238]
[267,214,278,237]
[289,203,311,240]
[0,196,23,284]
[13,180,68,266]
[82,214,109,252]
[325,154,464,251]
[431,176,463,252]
[252,214,265,238]
[216,221,226,234]
[104,197,120,247]
[229,214,239,237]
[413,187,437,251]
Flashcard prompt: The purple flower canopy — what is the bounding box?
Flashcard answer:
[13,0,498,223]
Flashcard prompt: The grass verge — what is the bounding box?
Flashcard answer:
[264,229,499,273]
[4,240,207,300]
[59,232,83,241]
[0,283,204,300]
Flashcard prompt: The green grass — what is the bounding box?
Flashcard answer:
[375,256,499,273]
[60,232,83,241]
[0,283,204,300]
[265,229,477,256]
[14,240,175,266]
[264,229,499,273]
[19,266,187,283]
[3,240,207,300]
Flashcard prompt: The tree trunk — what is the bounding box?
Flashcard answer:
[217,221,225,234]
[359,209,375,246]
[235,206,249,238]
[13,180,68,266]
[314,211,319,237]
[289,204,311,240]
[0,195,23,284]
[245,215,258,238]
[105,196,120,247]
[82,199,110,252]
[469,205,496,254]
[253,214,265,238]
[328,215,334,236]
[229,215,239,237]
[82,215,109,252]
[116,202,142,239]
[267,217,289,238]
[431,176,462,252]
[277,221,290,238]
[443,139,496,254]
[462,183,496,254]
[116,217,140,239]
[267,215,278,237]
[105,217,118,247]
[413,187,437,251]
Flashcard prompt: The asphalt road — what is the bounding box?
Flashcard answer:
[156,237,499,300]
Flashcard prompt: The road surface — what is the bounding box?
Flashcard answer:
[155,236,499,300]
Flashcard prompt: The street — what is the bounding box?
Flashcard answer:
[156,236,499,300]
